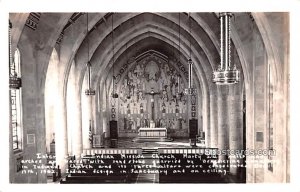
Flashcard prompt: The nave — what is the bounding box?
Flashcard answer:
[8,12,289,184]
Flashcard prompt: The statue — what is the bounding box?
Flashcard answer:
[145,60,159,81]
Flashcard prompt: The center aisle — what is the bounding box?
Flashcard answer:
[135,148,159,183]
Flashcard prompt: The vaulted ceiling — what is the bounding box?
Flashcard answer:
[11,12,259,94]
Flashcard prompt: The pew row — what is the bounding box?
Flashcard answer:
[60,148,142,184]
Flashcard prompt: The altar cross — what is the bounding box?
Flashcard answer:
[145,88,161,121]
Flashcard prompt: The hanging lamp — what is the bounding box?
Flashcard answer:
[9,21,22,89]
[213,12,239,85]
[185,13,196,95]
[175,13,184,100]
[85,13,96,95]
[111,13,118,98]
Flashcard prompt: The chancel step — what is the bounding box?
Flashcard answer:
[142,148,158,155]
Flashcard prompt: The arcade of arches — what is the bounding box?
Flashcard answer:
[9,12,289,183]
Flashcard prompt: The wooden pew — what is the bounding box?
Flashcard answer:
[60,148,142,184]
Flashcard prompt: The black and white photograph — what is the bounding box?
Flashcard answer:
[2,0,300,191]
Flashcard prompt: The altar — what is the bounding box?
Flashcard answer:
[138,127,167,138]
[133,127,172,142]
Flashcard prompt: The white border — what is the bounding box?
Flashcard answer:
[1,0,300,192]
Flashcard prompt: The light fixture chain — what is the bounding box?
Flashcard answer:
[225,14,229,71]
[87,13,91,90]
[112,13,115,94]
[87,13,89,61]
[85,12,95,95]
[228,14,231,69]
[9,21,13,76]
[178,13,181,62]
[220,15,224,70]
[189,13,192,59]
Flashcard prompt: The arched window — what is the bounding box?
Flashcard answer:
[10,48,23,151]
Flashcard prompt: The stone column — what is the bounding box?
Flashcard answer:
[55,90,68,174]
[228,86,243,176]
[54,56,68,174]
[210,94,218,148]
[67,64,76,157]
[217,86,229,161]
[36,93,48,183]
[91,94,96,134]
[103,86,109,137]
[73,89,83,159]
[199,86,208,146]
[70,60,84,159]
[82,94,93,149]
[96,84,102,135]
[87,95,93,145]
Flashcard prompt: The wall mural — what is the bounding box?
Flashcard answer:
[113,52,196,137]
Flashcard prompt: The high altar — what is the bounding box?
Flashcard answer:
[138,120,167,139]
[138,127,167,138]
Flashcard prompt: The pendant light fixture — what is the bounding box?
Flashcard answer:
[111,13,118,98]
[185,13,196,95]
[174,15,181,117]
[213,12,240,85]
[175,13,184,100]
[9,21,22,89]
[85,13,96,95]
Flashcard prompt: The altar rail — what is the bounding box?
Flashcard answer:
[158,148,218,155]
[83,148,142,156]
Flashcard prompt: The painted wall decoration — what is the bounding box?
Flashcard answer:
[113,52,195,136]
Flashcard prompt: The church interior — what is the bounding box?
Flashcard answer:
[8,12,289,184]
